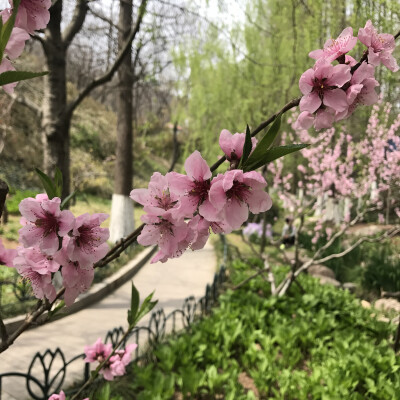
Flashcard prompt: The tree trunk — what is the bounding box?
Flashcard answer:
[41,0,70,199]
[109,0,135,242]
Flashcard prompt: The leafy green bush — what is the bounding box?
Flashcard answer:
[90,259,399,400]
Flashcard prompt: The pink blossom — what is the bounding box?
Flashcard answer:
[203,170,272,231]
[13,247,58,302]
[358,20,399,72]
[219,129,258,161]
[55,245,94,306]
[48,391,65,400]
[309,27,357,62]
[2,0,51,33]
[84,338,112,363]
[19,195,75,255]
[299,60,350,114]
[109,343,138,378]
[168,151,218,219]
[138,213,192,263]
[66,213,109,269]
[337,61,379,120]
[0,239,17,267]
[0,58,17,94]
[187,215,210,250]
[130,172,181,219]
[3,26,30,59]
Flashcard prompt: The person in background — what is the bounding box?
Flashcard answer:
[282,217,296,246]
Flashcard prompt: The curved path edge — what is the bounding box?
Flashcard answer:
[4,246,157,335]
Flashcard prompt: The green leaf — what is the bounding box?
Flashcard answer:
[128,282,140,326]
[0,70,47,87]
[238,124,253,169]
[60,191,76,210]
[134,291,158,326]
[244,144,309,171]
[35,168,57,199]
[54,167,63,198]
[243,114,282,169]
[47,300,65,319]
[98,382,111,400]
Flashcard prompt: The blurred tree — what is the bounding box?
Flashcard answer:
[174,0,400,161]
[109,0,135,242]
[38,0,147,199]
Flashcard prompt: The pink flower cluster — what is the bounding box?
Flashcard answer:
[3,193,109,306]
[131,130,272,263]
[295,22,398,131]
[84,338,137,381]
[0,0,51,93]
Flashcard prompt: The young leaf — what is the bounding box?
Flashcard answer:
[128,282,140,326]
[54,167,63,198]
[35,168,57,199]
[134,291,158,326]
[244,144,309,171]
[60,190,76,210]
[0,71,47,87]
[243,113,282,168]
[238,124,253,169]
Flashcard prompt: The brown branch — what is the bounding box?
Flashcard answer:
[66,0,148,118]
[62,0,90,48]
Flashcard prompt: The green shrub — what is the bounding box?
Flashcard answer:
[88,259,399,400]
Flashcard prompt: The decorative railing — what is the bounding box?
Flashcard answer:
[0,265,227,400]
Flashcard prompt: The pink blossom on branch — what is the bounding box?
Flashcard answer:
[13,247,58,302]
[358,20,399,72]
[309,27,357,62]
[299,60,350,114]
[55,245,95,306]
[66,213,109,269]
[219,129,258,162]
[19,195,75,255]
[130,172,181,219]
[137,213,192,263]
[203,170,272,231]
[336,61,379,120]
[168,151,214,218]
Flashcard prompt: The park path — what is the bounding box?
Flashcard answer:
[0,242,216,400]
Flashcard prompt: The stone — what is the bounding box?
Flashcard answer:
[308,264,336,279]
[374,298,400,313]
[342,282,357,293]
[315,275,341,288]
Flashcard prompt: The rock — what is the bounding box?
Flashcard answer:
[308,264,336,279]
[315,275,341,288]
[342,282,357,293]
[361,300,371,309]
[374,298,400,313]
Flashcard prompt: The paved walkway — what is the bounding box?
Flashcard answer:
[0,242,216,400]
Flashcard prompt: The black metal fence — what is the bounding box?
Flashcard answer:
[0,265,227,400]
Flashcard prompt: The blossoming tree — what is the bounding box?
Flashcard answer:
[0,3,399,398]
